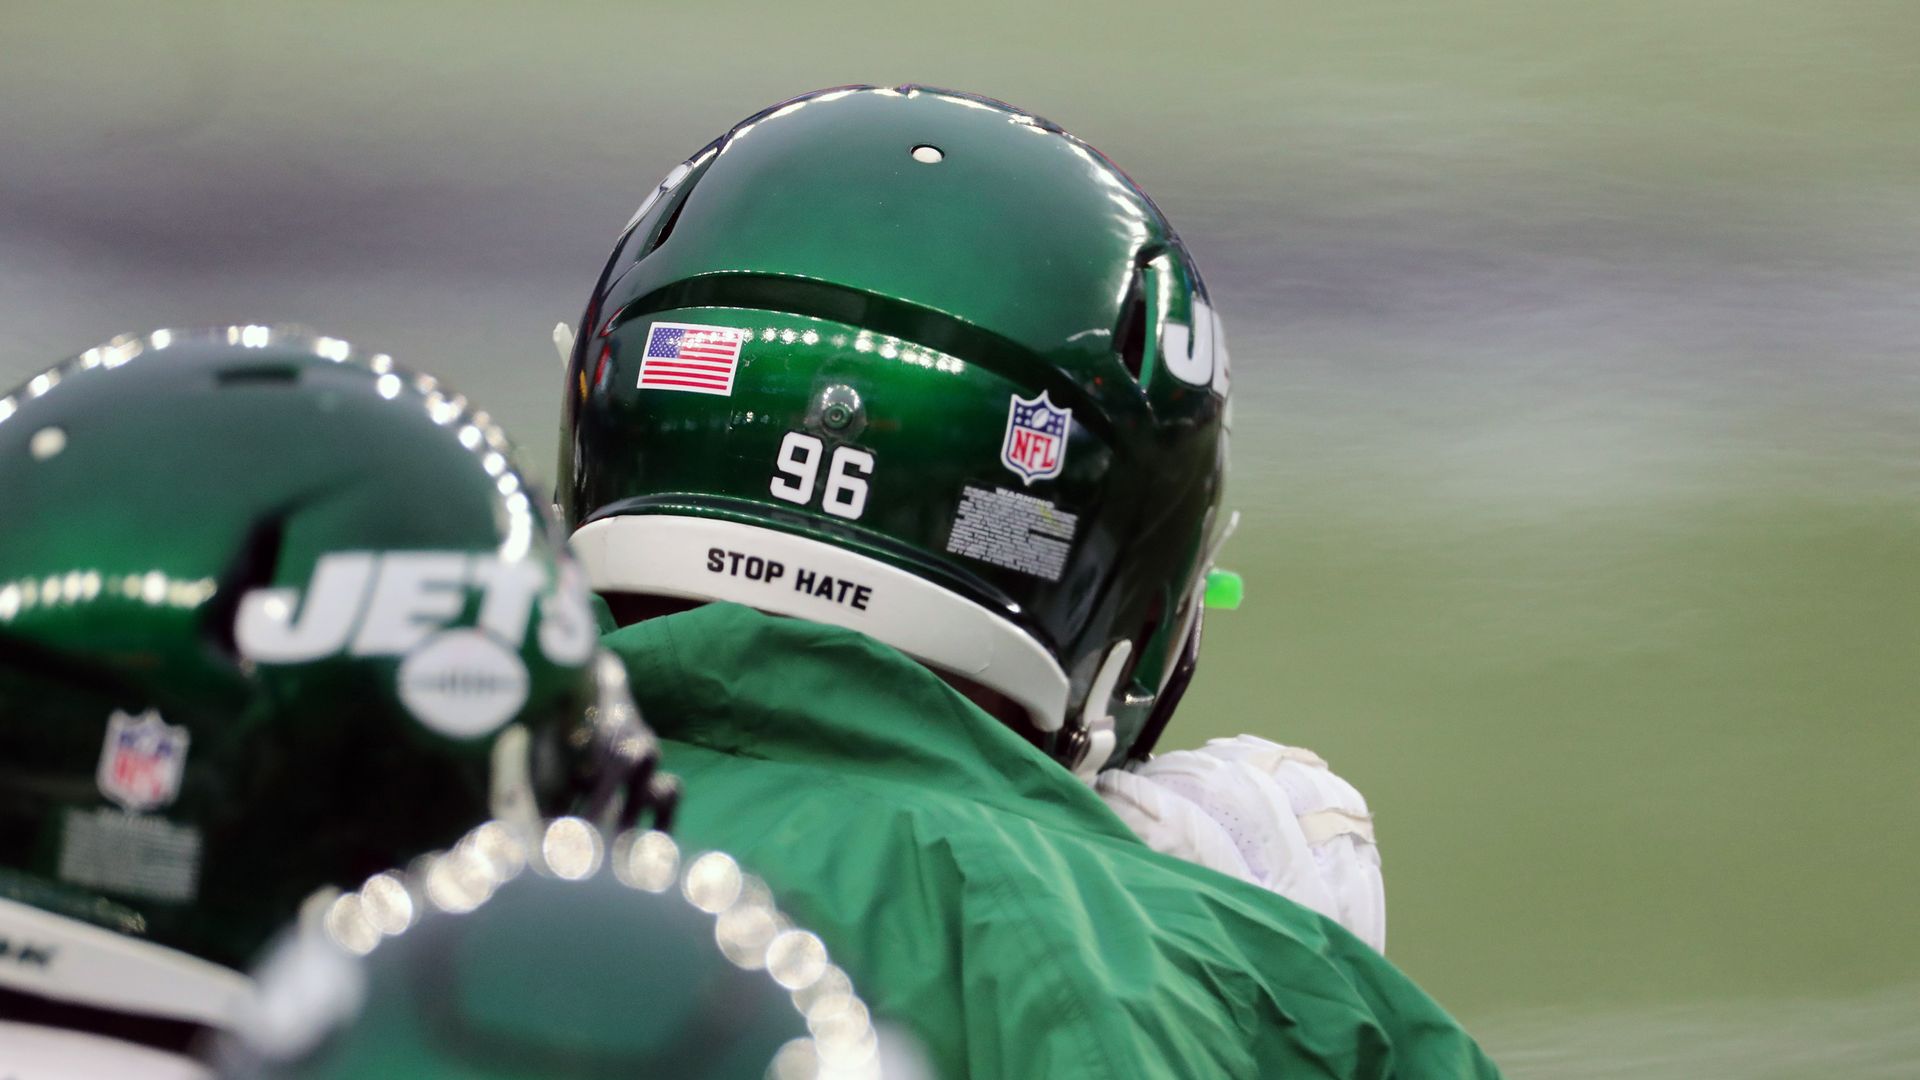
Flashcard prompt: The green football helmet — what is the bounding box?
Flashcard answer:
[0,327,670,1043]
[215,819,906,1080]
[559,85,1232,776]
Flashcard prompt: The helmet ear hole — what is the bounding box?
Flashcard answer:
[1123,588,1168,688]
[202,512,289,661]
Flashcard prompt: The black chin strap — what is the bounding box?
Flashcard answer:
[1123,606,1205,766]
[1056,606,1206,773]
[582,718,681,835]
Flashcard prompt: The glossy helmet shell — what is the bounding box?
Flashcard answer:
[561,86,1230,772]
[216,822,876,1078]
[0,328,620,1025]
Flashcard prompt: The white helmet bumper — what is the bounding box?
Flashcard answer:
[569,515,1071,732]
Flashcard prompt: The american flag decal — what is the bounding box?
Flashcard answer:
[638,322,750,396]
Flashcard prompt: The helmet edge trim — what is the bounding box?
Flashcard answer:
[569,515,1069,731]
[0,894,249,1027]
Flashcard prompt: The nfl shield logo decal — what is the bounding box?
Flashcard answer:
[1001,391,1071,485]
[96,709,190,813]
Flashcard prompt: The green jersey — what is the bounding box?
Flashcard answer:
[602,603,1499,1079]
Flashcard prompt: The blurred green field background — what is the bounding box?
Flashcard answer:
[4,2,1916,1073]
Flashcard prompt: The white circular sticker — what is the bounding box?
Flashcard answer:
[396,629,529,738]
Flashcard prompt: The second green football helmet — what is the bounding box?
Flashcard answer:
[0,328,666,1038]
[215,820,908,1079]
[560,85,1232,774]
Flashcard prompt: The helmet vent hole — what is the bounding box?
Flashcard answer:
[1130,590,1168,685]
[646,192,691,255]
[215,364,303,386]
[1115,268,1148,382]
[910,144,945,164]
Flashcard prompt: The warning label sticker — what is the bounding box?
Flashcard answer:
[945,485,1080,581]
[59,807,202,903]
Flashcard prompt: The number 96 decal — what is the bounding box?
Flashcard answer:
[769,431,874,520]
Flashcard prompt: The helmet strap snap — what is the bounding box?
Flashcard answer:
[1069,641,1132,782]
